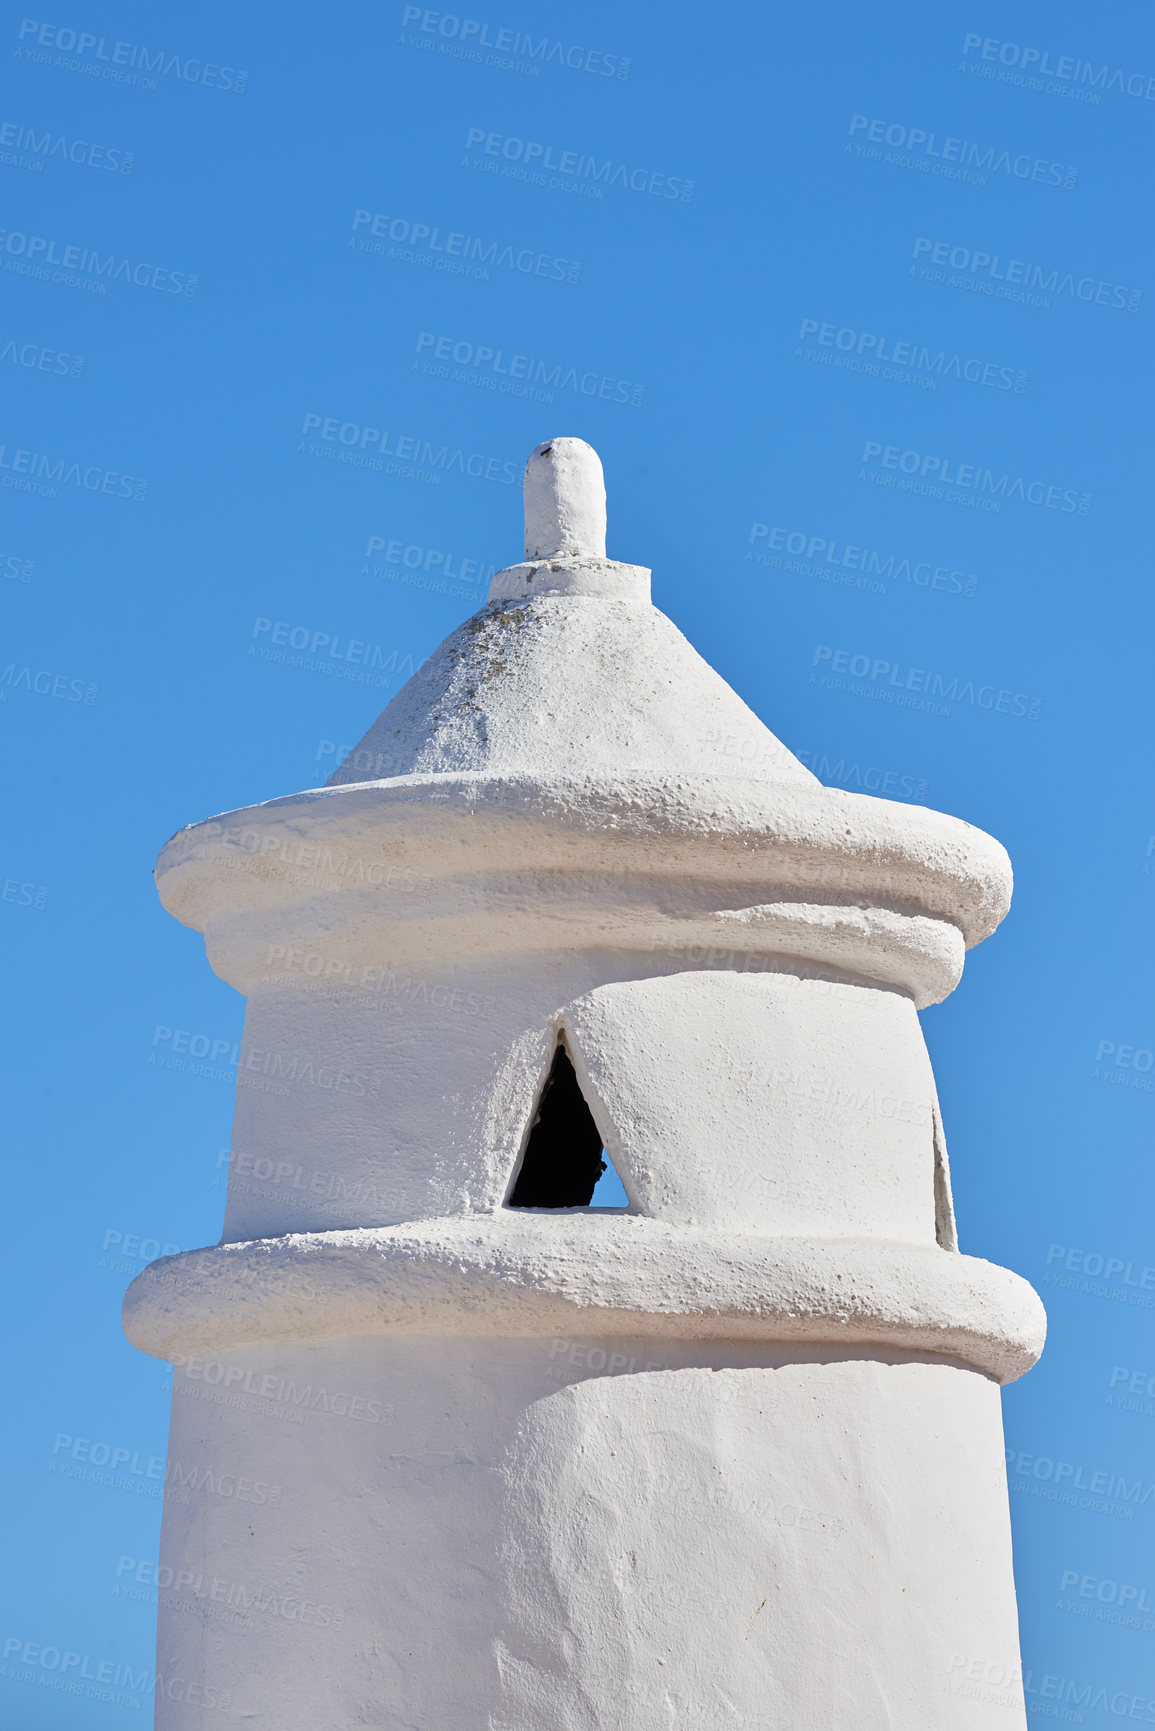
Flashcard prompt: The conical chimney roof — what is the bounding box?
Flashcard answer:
[154,437,1013,1012]
[328,438,813,787]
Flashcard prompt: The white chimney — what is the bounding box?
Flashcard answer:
[127,436,1044,1728]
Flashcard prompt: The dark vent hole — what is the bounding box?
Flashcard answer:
[509,1045,621,1209]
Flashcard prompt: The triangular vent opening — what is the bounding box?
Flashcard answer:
[508,1043,626,1210]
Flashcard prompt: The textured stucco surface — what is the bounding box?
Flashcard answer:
[127,1217,1044,1382]
[156,1337,1027,1730]
[134,438,1039,1730]
[523,436,608,560]
[185,963,948,1242]
[326,594,814,785]
[154,770,1010,1011]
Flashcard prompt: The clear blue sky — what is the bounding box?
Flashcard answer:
[3,0,1154,1722]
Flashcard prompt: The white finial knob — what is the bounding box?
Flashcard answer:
[524,438,607,561]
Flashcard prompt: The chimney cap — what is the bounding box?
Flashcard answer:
[524,437,606,561]
[490,436,648,603]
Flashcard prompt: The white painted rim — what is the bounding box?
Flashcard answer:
[125,1215,1045,1384]
[157,775,1012,947]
